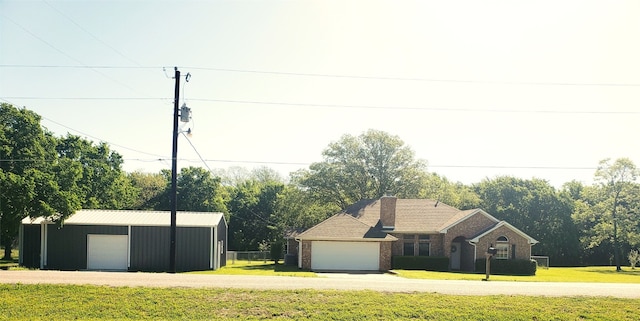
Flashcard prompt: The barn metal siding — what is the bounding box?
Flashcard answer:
[129,226,170,272]
[217,219,227,267]
[46,225,127,270]
[176,227,211,271]
[19,224,41,268]
[129,226,213,272]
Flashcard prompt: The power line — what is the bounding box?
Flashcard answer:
[3,96,638,115]
[42,0,142,67]
[2,64,640,87]
[0,16,150,96]
[181,132,214,174]
[0,156,599,172]
[0,64,159,69]
[179,66,640,88]
[40,115,167,159]
[191,98,640,115]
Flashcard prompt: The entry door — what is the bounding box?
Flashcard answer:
[87,234,128,270]
[450,242,461,270]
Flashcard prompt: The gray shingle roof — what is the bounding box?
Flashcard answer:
[343,199,467,233]
[296,214,397,241]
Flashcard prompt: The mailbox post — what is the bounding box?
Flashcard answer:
[484,245,498,281]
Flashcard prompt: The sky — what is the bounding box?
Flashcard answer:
[1,0,639,188]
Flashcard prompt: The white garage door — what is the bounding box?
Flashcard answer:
[87,234,128,270]
[311,241,379,271]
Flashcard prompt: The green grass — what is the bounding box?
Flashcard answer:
[188,260,317,277]
[0,284,639,320]
[0,249,19,270]
[395,266,640,283]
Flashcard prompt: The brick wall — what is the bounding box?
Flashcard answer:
[474,225,533,260]
[379,242,392,270]
[380,196,397,227]
[443,212,496,258]
[300,240,312,269]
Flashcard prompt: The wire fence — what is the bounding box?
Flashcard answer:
[531,255,550,269]
[226,251,271,264]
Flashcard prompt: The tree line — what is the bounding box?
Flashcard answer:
[2,103,639,268]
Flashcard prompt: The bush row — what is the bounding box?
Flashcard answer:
[392,256,449,271]
[475,258,537,276]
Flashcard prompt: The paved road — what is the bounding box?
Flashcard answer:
[1,270,639,298]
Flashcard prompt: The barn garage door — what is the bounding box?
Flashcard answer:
[87,234,128,270]
[311,241,379,271]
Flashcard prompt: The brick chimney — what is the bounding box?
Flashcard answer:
[380,195,397,229]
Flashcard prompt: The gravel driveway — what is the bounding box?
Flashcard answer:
[2,270,639,298]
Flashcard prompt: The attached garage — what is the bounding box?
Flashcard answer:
[19,209,227,272]
[296,214,397,271]
[311,241,380,271]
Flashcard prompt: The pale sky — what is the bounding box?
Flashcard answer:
[1,0,639,188]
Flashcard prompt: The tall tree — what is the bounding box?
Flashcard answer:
[0,104,79,259]
[294,129,427,208]
[156,166,228,214]
[128,171,166,210]
[56,134,137,209]
[417,172,481,210]
[574,158,639,271]
[228,179,284,250]
[475,176,581,266]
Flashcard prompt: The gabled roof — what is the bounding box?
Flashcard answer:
[468,221,539,244]
[21,209,225,228]
[296,214,397,241]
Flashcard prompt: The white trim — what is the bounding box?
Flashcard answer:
[468,221,539,244]
[210,226,214,269]
[127,226,131,268]
[297,240,302,269]
[40,222,48,269]
[18,224,24,265]
[468,240,477,266]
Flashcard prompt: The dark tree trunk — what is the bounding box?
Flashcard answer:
[2,241,12,261]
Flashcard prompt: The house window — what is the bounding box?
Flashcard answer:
[495,236,509,260]
[418,235,430,256]
[403,234,415,256]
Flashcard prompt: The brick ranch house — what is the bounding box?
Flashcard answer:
[292,196,538,271]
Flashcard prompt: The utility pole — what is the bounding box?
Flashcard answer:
[170,67,180,273]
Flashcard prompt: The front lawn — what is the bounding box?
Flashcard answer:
[0,284,639,320]
[193,261,640,283]
[395,266,640,283]
[188,260,317,277]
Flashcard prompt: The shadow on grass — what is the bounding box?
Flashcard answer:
[586,268,640,276]
[237,263,305,273]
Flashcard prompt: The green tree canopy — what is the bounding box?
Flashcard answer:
[571,158,640,269]
[474,176,581,266]
[0,104,80,259]
[56,134,137,209]
[156,166,228,214]
[294,129,427,208]
[227,179,284,251]
[127,171,166,210]
[417,172,481,210]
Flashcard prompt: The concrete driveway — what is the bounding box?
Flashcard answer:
[1,270,639,298]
